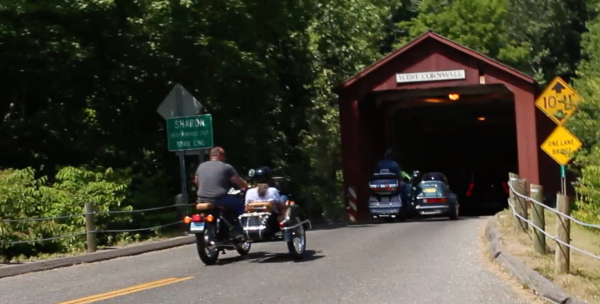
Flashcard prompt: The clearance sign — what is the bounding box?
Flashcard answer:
[535,77,583,167]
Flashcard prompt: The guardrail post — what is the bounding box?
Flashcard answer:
[85,202,97,253]
[175,194,187,234]
[555,194,570,274]
[508,172,520,228]
[514,178,528,233]
[530,184,545,254]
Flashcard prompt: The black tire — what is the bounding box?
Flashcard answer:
[413,211,422,221]
[398,208,408,222]
[236,241,251,256]
[196,230,219,265]
[449,204,459,221]
[286,216,306,260]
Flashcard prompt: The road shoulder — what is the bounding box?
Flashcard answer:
[0,235,195,279]
[0,218,345,279]
[484,214,590,304]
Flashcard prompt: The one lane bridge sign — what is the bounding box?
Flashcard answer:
[166,114,214,151]
[540,125,582,166]
[534,77,582,125]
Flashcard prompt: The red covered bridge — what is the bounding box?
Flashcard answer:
[336,31,563,221]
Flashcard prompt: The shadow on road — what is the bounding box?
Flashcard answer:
[304,207,505,231]
[309,222,377,231]
[416,216,479,222]
[217,250,325,265]
[460,205,506,217]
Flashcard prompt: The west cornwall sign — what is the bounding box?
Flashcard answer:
[395,69,466,84]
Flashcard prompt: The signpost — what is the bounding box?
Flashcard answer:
[157,84,213,208]
[535,77,583,194]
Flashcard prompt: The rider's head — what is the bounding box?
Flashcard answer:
[209,146,226,161]
[253,166,272,197]
[384,148,395,160]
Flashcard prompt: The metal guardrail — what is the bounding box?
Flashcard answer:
[506,179,600,261]
[0,203,197,247]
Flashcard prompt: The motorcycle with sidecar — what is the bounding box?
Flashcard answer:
[184,171,311,265]
[368,168,412,222]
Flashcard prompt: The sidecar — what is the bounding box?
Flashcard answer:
[239,201,311,260]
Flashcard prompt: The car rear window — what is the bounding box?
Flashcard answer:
[422,173,446,182]
[419,181,447,197]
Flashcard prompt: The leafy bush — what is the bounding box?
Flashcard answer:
[572,147,600,226]
[569,10,600,228]
[0,167,131,260]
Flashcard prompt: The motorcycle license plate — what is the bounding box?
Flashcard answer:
[190,222,205,232]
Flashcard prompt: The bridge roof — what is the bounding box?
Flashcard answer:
[336,31,536,93]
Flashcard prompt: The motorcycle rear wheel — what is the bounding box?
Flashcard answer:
[196,230,219,265]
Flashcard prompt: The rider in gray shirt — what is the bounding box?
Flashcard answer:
[194,147,248,215]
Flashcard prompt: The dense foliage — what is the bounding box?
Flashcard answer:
[1,0,600,258]
[570,3,600,225]
[0,167,132,259]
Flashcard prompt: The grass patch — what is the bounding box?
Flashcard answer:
[496,209,600,304]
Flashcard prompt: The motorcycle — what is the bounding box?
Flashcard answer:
[185,172,311,266]
[368,169,409,222]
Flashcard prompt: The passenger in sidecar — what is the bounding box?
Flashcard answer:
[240,166,309,259]
[241,167,286,235]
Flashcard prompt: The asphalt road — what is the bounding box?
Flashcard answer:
[0,217,533,304]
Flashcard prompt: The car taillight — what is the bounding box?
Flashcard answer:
[502,182,509,194]
[466,182,474,197]
[191,214,203,222]
[371,183,397,191]
[424,198,447,203]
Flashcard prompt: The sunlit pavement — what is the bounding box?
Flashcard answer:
[0,216,532,304]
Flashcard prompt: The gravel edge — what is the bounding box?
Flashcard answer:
[485,215,589,304]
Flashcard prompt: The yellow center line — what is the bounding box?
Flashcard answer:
[56,277,193,304]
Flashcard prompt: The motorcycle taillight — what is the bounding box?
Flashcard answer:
[191,214,203,222]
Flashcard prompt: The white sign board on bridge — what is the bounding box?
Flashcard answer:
[395,69,465,84]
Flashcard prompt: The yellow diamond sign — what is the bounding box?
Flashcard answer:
[535,77,582,125]
[540,125,582,166]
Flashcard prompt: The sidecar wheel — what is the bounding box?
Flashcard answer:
[287,216,306,260]
[196,231,219,265]
[236,241,252,256]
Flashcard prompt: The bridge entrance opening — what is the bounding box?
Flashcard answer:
[376,84,518,215]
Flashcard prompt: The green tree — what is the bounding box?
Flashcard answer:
[397,0,532,71]
[505,0,590,84]
[568,2,600,225]
[293,0,389,218]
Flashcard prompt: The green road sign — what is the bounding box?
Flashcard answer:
[166,114,214,151]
